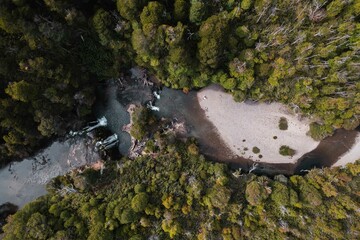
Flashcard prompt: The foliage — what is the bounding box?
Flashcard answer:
[252,146,260,154]
[1,0,359,167]
[279,145,296,156]
[0,0,359,237]
[125,0,360,138]
[0,0,133,165]
[3,135,360,239]
[308,122,333,141]
[279,117,288,130]
[130,106,155,140]
[131,193,149,212]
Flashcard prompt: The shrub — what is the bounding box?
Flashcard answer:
[279,145,296,156]
[308,122,332,140]
[252,147,260,154]
[278,117,288,130]
[188,143,199,155]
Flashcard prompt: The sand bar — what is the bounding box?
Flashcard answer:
[332,133,360,167]
[197,85,320,164]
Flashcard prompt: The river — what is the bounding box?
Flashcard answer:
[0,137,100,207]
[153,86,360,176]
[95,79,359,175]
[0,75,359,207]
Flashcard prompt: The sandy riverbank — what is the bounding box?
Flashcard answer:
[197,85,320,164]
[332,133,360,167]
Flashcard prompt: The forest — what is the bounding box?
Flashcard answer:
[0,0,359,165]
[2,132,360,239]
[2,100,360,239]
[0,0,359,239]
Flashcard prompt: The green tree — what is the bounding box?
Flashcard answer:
[5,80,38,102]
[241,0,253,10]
[198,13,229,69]
[189,0,206,24]
[245,180,269,205]
[120,208,138,224]
[26,213,53,240]
[270,182,290,206]
[326,0,347,18]
[206,184,231,209]
[131,193,149,212]
[117,0,146,21]
[174,0,189,22]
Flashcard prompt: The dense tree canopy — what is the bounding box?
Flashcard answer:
[3,135,360,239]
[0,0,132,165]
[125,0,359,139]
[0,0,359,165]
[0,1,359,238]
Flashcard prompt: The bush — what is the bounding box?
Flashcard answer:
[308,122,333,140]
[188,143,199,155]
[279,145,296,156]
[252,147,260,154]
[278,117,288,130]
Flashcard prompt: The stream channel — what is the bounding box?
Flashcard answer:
[0,73,359,207]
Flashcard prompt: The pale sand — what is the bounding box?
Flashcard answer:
[332,133,360,167]
[197,85,320,164]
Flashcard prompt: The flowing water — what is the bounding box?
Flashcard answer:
[156,88,359,175]
[0,79,359,207]
[93,79,153,155]
[0,137,100,207]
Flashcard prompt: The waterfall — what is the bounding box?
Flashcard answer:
[249,163,259,173]
[95,134,119,151]
[69,116,108,137]
[153,91,161,100]
[82,116,107,133]
[146,101,160,111]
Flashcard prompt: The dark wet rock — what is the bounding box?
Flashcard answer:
[0,202,18,233]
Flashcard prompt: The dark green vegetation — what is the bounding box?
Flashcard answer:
[1,0,359,165]
[124,0,360,139]
[279,145,296,157]
[0,0,134,165]
[3,114,360,239]
[279,117,288,130]
[130,106,156,140]
[1,1,359,238]
[252,146,260,154]
[3,135,360,239]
